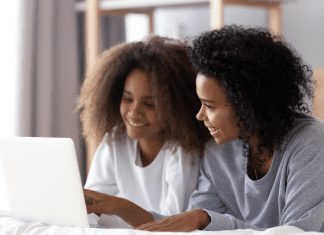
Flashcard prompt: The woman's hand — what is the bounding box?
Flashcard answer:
[83,188,154,227]
[83,188,123,216]
[135,209,211,232]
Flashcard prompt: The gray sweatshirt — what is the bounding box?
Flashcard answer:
[152,115,324,232]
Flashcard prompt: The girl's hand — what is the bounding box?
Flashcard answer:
[83,188,123,216]
[83,188,154,227]
[135,209,211,232]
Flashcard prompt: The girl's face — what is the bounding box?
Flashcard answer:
[196,74,239,145]
[120,69,163,142]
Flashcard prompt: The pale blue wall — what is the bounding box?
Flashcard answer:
[283,0,324,70]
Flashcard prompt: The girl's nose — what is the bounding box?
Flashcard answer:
[129,103,143,118]
[196,106,205,121]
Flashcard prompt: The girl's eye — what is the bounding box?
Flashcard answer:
[123,96,133,103]
[145,103,155,109]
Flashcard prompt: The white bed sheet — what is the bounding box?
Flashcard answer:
[0,210,321,235]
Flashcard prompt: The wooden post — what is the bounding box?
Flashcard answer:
[86,0,99,173]
[313,68,324,121]
[210,0,223,30]
[269,3,282,35]
[86,0,99,71]
[147,10,154,35]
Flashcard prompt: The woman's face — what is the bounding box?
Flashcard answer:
[120,69,163,142]
[196,74,239,145]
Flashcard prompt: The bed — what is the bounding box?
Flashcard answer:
[2,69,324,235]
[1,210,323,235]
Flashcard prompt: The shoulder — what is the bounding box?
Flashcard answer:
[279,115,324,170]
[197,138,246,178]
[283,114,324,151]
[97,130,136,154]
[203,138,243,163]
[101,127,136,146]
[163,142,200,166]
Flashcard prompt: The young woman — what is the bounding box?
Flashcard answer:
[77,36,211,228]
[137,25,324,232]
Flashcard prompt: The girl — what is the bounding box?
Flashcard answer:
[77,36,211,228]
[137,25,324,232]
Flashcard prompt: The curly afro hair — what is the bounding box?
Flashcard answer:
[189,25,314,167]
[77,35,211,158]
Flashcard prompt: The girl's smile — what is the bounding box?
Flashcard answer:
[120,69,163,142]
[128,120,148,127]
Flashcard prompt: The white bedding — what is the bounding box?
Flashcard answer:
[0,211,322,235]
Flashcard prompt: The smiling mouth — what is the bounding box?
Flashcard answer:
[208,128,219,133]
[129,120,147,127]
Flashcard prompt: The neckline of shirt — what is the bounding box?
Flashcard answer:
[245,147,280,186]
[133,139,169,171]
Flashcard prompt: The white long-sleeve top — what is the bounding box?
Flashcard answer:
[84,133,200,228]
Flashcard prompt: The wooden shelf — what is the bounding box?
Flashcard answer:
[76,0,282,12]
[83,0,282,173]
[76,0,210,12]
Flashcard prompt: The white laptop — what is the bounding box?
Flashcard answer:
[0,137,97,228]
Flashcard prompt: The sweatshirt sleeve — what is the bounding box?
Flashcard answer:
[161,147,200,216]
[84,134,119,196]
[187,155,246,231]
[187,154,228,215]
[280,140,324,232]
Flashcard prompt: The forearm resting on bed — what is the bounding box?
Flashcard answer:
[115,198,154,227]
[136,209,211,232]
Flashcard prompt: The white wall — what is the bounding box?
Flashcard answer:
[125,14,149,42]
[0,2,20,138]
[0,0,21,212]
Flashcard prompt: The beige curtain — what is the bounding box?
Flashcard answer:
[19,0,84,183]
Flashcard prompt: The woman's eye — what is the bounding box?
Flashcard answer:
[204,103,213,109]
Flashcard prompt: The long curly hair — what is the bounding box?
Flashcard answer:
[189,25,314,166]
[77,36,211,158]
